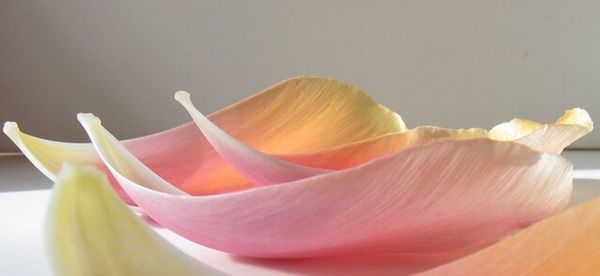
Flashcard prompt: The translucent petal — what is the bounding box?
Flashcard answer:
[80,117,573,258]
[175,91,330,186]
[46,164,223,275]
[4,77,406,194]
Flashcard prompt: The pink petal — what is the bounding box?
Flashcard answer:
[81,117,573,258]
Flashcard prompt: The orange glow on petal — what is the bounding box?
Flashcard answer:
[419,198,600,275]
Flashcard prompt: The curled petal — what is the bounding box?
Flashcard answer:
[77,113,187,195]
[3,122,99,180]
[2,122,135,203]
[419,198,600,275]
[4,77,406,194]
[489,108,593,153]
[175,91,330,186]
[80,116,573,258]
[46,164,223,275]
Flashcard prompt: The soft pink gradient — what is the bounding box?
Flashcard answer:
[88,115,572,257]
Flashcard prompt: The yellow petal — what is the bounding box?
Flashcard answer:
[3,122,99,180]
[489,108,593,154]
[46,163,224,275]
[419,198,600,275]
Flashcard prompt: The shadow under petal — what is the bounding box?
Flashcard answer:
[228,247,481,276]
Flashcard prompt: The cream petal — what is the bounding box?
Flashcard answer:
[3,122,99,181]
[489,108,593,153]
[46,163,223,275]
[3,121,136,204]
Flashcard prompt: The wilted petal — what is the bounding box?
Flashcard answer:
[175,91,331,186]
[4,77,406,194]
[46,164,223,275]
[489,108,593,153]
[79,115,573,258]
[419,198,600,275]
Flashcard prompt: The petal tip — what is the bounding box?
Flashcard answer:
[559,107,593,131]
[76,113,101,126]
[174,90,191,103]
[3,121,19,138]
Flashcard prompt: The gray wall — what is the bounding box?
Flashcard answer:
[2,0,599,152]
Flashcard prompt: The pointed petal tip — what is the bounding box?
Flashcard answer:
[3,121,19,138]
[76,113,102,126]
[174,90,191,103]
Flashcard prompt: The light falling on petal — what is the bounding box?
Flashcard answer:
[46,164,224,276]
[2,121,136,204]
[489,108,593,154]
[4,77,406,195]
[419,198,600,275]
[3,122,100,180]
[281,126,489,170]
[80,116,574,258]
[175,90,331,186]
[77,113,187,195]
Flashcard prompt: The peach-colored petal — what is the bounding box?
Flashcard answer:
[80,116,573,258]
[286,108,592,170]
[4,77,406,195]
[419,198,600,275]
[175,91,331,186]
[282,127,488,170]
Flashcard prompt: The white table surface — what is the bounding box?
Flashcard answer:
[1,151,599,275]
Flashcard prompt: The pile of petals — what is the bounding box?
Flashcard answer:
[4,77,598,273]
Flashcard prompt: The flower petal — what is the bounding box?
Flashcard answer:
[175,91,331,186]
[2,121,135,204]
[80,116,573,258]
[77,113,187,195]
[46,163,223,275]
[419,198,600,275]
[4,77,406,194]
[489,108,593,153]
[281,106,591,169]
[281,127,488,169]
